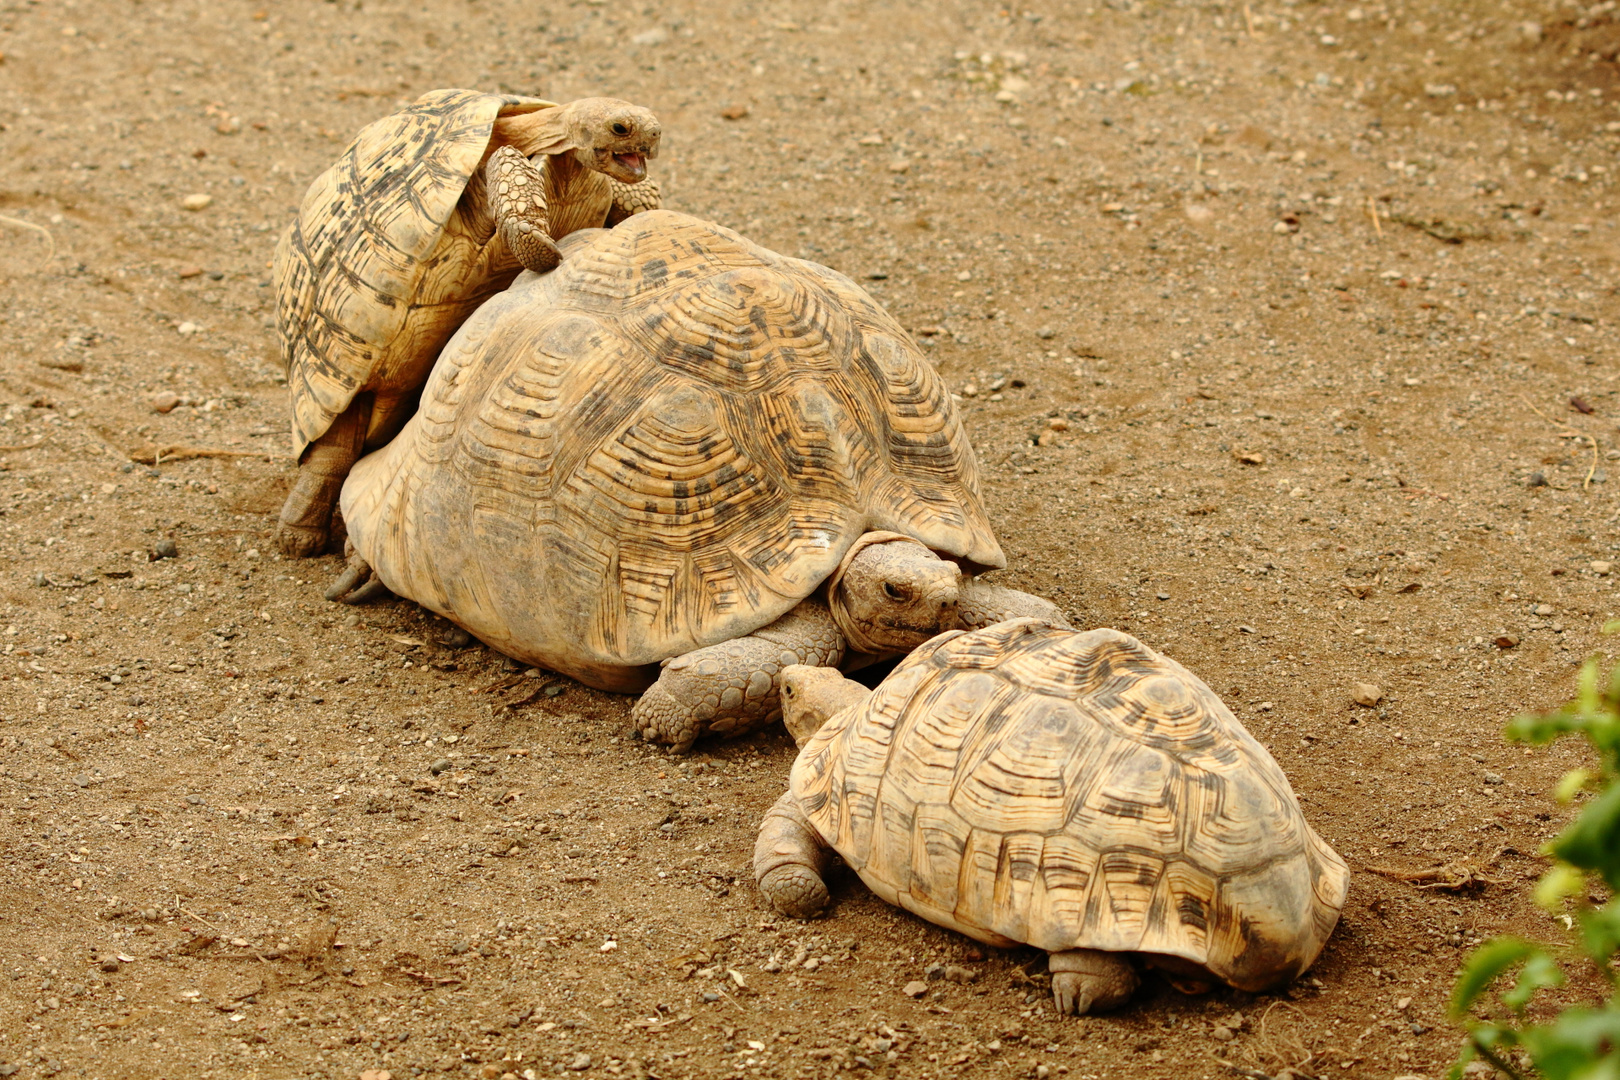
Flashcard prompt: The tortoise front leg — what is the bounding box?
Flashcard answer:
[1048,949,1139,1016]
[631,600,844,753]
[754,792,833,919]
[485,146,562,274]
[274,398,369,559]
[957,579,1072,631]
[604,175,662,226]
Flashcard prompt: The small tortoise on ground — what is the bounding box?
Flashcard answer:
[756,619,1349,1014]
[273,88,662,558]
[332,211,1065,750]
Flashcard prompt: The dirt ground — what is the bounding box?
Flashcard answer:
[2,0,1619,1077]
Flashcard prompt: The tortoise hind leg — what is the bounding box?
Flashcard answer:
[754,792,832,919]
[324,540,392,605]
[1048,949,1139,1016]
[274,398,369,559]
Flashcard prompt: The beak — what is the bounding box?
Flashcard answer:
[611,151,647,181]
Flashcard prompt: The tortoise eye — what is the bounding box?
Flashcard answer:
[611,122,631,136]
[884,583,910,601]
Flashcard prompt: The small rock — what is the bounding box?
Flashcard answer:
[100,958,120,973]
[441,626,472,649]
[1484,772,1505,785]
[152,539,179,560]
[72,774,91,788]
[151,391,181,413]
[184,793,205,805]
[1210,1025,1234,1042]
[1591,560,1612,575]
[887,160,911,174]
[720,104,749,120]
[564,1056,592,1073]
[1046,417,1069,432]
[177,266,204,279]
[630,26,667,45]
[925,963,947,981]
[1035,326,1055,339]
[1534,604,1555,617]
[902,980,929,998]
[1156,592,1170,601]
[944,965,979,984]
[358,1071,392,1080]
[176,321,201,335]
[1526,471,1548,487]
[701,991,719,1002]
[430,758,452,776]
[961,384,978,397]
[449,940,469,955]
[1351,683,1382,707]
[1493,634,1520,649]
[181,193,212,211]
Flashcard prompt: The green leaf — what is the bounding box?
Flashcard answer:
[1537,865,1587,911]
[1577,900,1620,977]
[1558,769,1595,804]
[1452,938,1549,1018]
[1502,949,1565,1011]
[1601,618,1620,635]
[1549,783,1620,890]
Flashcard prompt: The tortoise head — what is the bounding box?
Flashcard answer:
[561,97,661,184]
[780,665,870,748]
[830,537,961,654]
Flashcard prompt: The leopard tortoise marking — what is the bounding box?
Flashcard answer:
[273,88,662,558]
[756,619,1349,1014]
[333,211,1068,750]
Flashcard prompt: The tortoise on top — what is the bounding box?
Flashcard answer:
[756,620,1349,1014]
[332,211,1066,750]
[272,89,663,558]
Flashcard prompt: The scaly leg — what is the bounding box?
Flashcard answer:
[631,600,844,753]
[754,792,833,919]
[957,579,1072,631]
[486,146,562,273]
[604,176,662,226]
[274,398,369,559]
[1049,949,1139,1016]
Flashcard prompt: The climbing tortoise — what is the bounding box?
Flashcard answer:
[273,88,662,558]
[756,619,1349,1014]
[331,211,1066,750]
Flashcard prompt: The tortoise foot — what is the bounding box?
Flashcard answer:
[324,547,391,605]
[630,684,703,754]
[275,520,331,560]
[1049,950,1138,1016]
[757,864,829,919]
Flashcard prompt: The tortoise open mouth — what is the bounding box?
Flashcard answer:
[613,152,647,179]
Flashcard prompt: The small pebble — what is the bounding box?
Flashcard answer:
[180,193,212,211]
[1351,682,1381,707]
[925,963,947,981]
[100,958,120,973]
[944,965,979,984]
[1592,561,1613,575]
[151,391,181,413]
[152,539,179,560]
[902,980,929,998]
[1046,417,1069,432]
[441,626,472,649]
[1035,326,1055,339]
[1156,592,1169,601]
[1493,634,1520,649]
[1526,471,1548,487]
[1210,1025,1234,1042]
[429,759,452,776]
[1533,604,1555,616]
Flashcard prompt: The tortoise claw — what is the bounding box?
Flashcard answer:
[324,549,383,604]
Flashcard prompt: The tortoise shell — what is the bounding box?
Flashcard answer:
[274,88,556,460]
[340,210,1005,692]
[791,619,1348,992]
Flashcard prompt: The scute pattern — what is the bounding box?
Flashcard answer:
[341,211,1003,693]
[275,89,555,458]
[792,620,1349,992]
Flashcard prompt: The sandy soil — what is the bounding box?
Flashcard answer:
[1,0,1618,1077]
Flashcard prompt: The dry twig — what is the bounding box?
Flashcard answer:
[0,214,56,265]
[1521,395,1600,488]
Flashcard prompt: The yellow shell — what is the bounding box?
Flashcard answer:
[341,211,1005,692]
[274,89,556,460]
[792,619,1349,992]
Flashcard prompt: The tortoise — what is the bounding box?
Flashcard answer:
[329,210,1067,751]
[755,619,1349,1014]
[272,88,663,559]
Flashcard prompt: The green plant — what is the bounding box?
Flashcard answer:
[1448,639,1620,1080]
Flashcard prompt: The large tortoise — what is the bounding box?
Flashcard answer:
[273,89,663,558]
[756,620,1349,1014]
[332,210,1066,750]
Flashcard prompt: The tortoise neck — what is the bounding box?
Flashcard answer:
[491,106,573,158]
